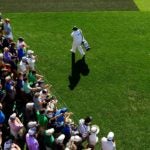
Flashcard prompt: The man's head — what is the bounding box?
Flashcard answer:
[72,26,78,31]
[107,131,114,141]
[5,18,10,23]
[84,116,92,125]
[18,37,24,42]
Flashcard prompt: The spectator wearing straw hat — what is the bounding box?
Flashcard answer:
[3,18,13,42]
[101,131,116,150]
[87,125,99,149]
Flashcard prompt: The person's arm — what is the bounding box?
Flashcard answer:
[16,117,23,127]
[0,132,2,148]
[36,73,43,79]
[11,143,21,150]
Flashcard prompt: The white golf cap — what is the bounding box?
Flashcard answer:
[5,76,11,81]
[27,50,34,54]
[71,135,82,142]
[22,56,28,62]
[79,119,85,125]
[91,125,100,134]
[27,121,37,128]
[56,134,65,143]
[26,102,34,109]
[107,132,114,141]
[45,128,55,136]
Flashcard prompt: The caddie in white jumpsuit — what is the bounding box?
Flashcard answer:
[70,26,85,56]
[101,132,116,150]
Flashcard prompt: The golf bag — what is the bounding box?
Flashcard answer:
[82,39,90,51]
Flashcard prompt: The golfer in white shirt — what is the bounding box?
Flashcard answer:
[70,26,85,56]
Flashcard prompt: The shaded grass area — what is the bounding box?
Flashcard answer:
[4,12,150,149]
[1,0,138,12]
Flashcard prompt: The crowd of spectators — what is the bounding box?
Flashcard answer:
[0,13,116,150]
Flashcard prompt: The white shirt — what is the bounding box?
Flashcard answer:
[71,29,83,44]
[17,41,26,49]
[18,61,28,73]
[101,137,116,150]
[78,122,90,138]
[4,23,13,40]
[27,56,35,70]
[88,133,98,146]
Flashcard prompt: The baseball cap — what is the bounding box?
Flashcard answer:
[107,132,114,141]
[27,50,34,55]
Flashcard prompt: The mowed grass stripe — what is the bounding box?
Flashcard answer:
[4,12,150,150]
[1,0,138,12]
[134,0,150,11]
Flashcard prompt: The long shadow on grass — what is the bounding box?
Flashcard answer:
[68,53,90,90]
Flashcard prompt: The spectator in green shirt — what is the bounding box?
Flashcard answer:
[44,128,55,150]
[36,109,48,130]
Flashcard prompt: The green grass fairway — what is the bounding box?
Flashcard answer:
[4,12,150,150]
[134,0,150,11]
[1,0,138,12]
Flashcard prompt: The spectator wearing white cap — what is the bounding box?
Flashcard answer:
[17,57,29,74]
[8,113,24,139]
[101,132,116,150]
[26,50,36,70]
[54,134,65,150]
[25,103,36,124]
[44,128,55,150]
[87,125,100,150]
[27,121,38,130]
[66,135,83,150]
[26,128,39,150]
